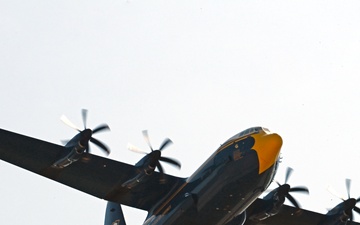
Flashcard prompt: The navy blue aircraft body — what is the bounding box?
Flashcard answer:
[0,112,359,225]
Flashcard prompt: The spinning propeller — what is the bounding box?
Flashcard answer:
[128,130,181,174]
[61,109,110,155]
[328,179,360,221]
[275,167,309,208]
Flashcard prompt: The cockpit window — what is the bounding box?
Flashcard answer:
[226,127,263,142]
[238,127,262,137]
[262,127,270,133]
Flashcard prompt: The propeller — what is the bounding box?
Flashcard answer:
[61,109,110,155]
[275,167,309,208]
[328,179,360,221]
[128,130,181,174]
[345,179,360,221]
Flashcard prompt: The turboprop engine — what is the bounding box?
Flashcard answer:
[52,109,110,168]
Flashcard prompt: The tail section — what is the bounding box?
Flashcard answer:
[104,201,126,225]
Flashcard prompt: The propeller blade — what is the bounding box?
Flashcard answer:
[90,137,110,155]
[160,156,181,169]
[286,193,300,208]
[82,109,88,129]
[159,138,173,151]
[346,179,352,199]
[93,124,110,134]
[142,130,154,151]
[156,161,164,174]
[85,144,90,154]
[290,186,310,194]
[327,185,346,201]
[354,206,360,215]
[285,167,294,184]
[356,197,360,203]
[133,130,182,176]
[60,115,81,131]
[127,143,147,154]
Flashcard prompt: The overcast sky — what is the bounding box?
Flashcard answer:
[1,1,360,225]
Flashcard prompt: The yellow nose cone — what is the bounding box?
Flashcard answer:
[252,133,282,174]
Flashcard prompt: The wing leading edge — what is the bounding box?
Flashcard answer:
[0,128,184,211]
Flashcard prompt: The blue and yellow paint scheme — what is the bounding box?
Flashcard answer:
[3,126,355,225]
[142,127,282,225]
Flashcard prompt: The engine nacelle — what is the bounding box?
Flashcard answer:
[250,167,309,222]
[121,164,156,189]
[247,191,285,222]
[121,172,148,189]
[340,210,351,223]
[121,154,158,188]
[51,129,93,168]
[248,207,280,222]
[52,141,86,168]
[135,153,158,174]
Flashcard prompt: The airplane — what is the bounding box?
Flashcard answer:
[0,110,360,225]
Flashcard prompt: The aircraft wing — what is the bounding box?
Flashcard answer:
[0,128,184,211]
[245,201,323,225]
[245,198,360,225]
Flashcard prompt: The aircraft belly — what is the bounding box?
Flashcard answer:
[194,152,259,212]
[148,150,275,225]
[194,167,273,225]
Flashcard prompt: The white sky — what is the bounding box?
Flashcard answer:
[1,1,360,225]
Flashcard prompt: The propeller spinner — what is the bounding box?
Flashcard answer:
[274,167,309,208]
[61,109,110,155]
[128,130,181,174]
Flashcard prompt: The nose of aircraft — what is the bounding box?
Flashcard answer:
[253,133,283,174]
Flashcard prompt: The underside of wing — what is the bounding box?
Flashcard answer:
[245,198,324,225]
[349,221,360,225]
[0,128,185,211]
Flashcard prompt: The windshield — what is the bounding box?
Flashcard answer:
[226,127,263,142]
